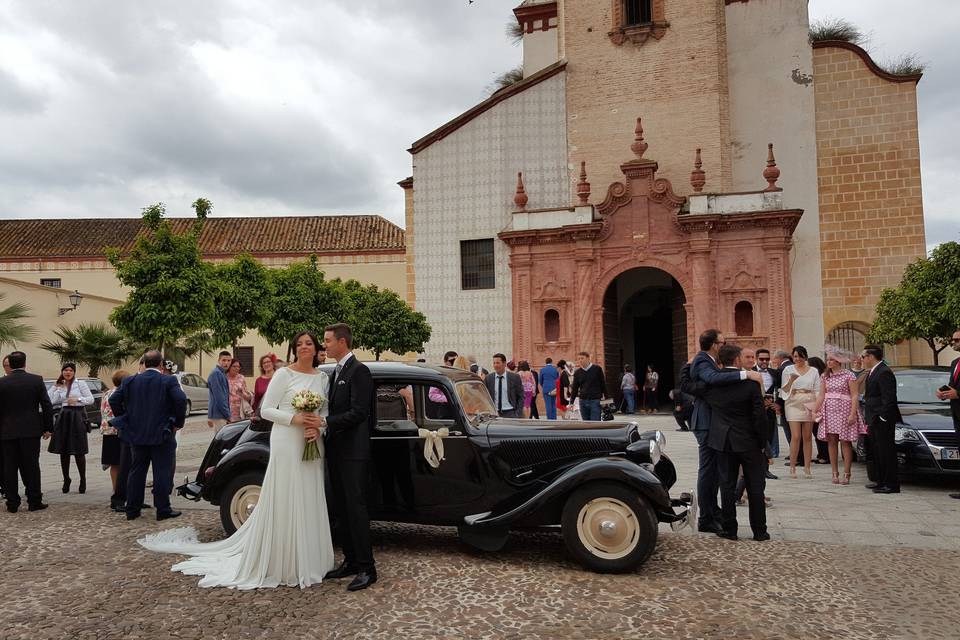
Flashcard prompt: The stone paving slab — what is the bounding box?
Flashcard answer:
[3,504,959,640]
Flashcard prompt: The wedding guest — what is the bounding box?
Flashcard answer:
[2,356,10,375]
[252,354,278,414]
[0,355,7,497]
[529,363,541,420]
[670,388,693,431]
[556,359,571,419]
[780,346,820,479]
[207,351,231,432]
[48,363,94,494]
[484,354,524,418]
[642,365,659,414]
[571,352,606,421]
[518,361,536,418]
[539,358,559,420]
[621,364,637,414]
[226,358,253,422]
[443,351,458,367]
[0,351,53,513]
[814,348,866,485]
[935,329,960,499]
[100,370,128,510]
[754,348,780,464]
[452,355,471,372]
[808,356,831,465]
[861,345,902,494]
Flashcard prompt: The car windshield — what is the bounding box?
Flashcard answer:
[897,373,951,404]
[455,380,497,422]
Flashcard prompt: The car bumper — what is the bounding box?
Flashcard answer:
[895,441,960,476]
[176,479,204,501]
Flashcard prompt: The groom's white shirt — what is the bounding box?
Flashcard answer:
[336,352,354,368]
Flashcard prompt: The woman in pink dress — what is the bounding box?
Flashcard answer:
[814,346,867,485]
[518,360,536,418]
[226,358,253,422]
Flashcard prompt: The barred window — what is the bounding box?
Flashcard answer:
[460,239,495,290]
[40,278,62,288]
[624,0,652,26]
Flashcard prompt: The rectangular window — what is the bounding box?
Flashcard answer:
[460,239,495,290]
[40,278,62,288]
[624,0,652,26]
[235,346,254,376]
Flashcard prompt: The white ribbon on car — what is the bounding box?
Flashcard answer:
[417,427,449,468]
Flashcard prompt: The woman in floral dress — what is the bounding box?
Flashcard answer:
[226,359,253,422]
[814,347,867,485]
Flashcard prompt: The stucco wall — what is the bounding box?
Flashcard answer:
[411,72,568,362]
[522,27,559,77]
[725,0,823,351]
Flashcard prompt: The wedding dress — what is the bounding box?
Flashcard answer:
[138,366,335,589]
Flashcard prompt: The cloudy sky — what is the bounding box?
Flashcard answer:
[0,1,956,248]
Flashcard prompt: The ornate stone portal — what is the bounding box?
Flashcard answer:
[499,120,801,390]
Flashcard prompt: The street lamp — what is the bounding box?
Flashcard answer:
[58,290,83,316]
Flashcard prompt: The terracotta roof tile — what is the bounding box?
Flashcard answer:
[0,215,405,259]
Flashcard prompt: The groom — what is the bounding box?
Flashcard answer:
[316,322,377,591]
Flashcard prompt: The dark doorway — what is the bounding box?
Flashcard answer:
[602,268,686,410]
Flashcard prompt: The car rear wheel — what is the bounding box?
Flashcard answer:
[561,481,658,573]
[219,470,265,535]
[185,400,192,415]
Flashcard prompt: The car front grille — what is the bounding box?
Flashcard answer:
[922,431,958,447]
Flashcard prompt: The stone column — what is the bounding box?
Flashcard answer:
[573,243,597,356]
[509,243,535,363]
[687,231,715,337]
[763,235,794,351]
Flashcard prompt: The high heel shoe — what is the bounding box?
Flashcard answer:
[78,479,86,494]
[832,473,840,484]
[62,478,71,493]
[841,472,850,485]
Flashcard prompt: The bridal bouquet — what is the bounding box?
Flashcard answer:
[292,389,327,461]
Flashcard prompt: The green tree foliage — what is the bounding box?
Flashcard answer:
[868,241,960,365]
[341,279,431,360]
[259,256,350,359]
[0,293,34,349]
[107,200,215,355]
[40,322,137,378]
[209,254,271,349]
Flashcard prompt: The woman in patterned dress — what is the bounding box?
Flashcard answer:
[226,359,253,422]
[814,347,866,485]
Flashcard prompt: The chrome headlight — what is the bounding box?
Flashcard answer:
[654,430,666,452]
[894,426,920,443]
[649,439,662,465]
[626,438,661,465]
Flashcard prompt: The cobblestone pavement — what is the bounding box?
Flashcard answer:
[4,414,959,639]
[3,499,959,639]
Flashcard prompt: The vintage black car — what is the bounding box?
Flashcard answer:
[178,363,693,573]
[890,368,959,477]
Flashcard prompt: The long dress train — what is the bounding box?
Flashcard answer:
[138,366,335,589]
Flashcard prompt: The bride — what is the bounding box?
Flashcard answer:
[139,331,335,589]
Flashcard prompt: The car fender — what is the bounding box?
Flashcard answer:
[463,456,671,529]
[205,440,270,501]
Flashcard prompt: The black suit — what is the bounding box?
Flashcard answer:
[0,369,54,509]
[948,357,960,435]
[484,371,524,418]
[753,365,779,453]
[863,362,902,490]
[325,354,375,570]
[702,372,768,538]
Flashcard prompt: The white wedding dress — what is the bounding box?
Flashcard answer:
[138,366,335,589]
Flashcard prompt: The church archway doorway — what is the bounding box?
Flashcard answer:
[601,267,687,410]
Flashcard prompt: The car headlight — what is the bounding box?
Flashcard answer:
[894,426,920,443]
[654,430,666,452]
[649,439,662,465]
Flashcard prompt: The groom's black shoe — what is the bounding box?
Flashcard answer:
[157,510,182,521]
[347,569,378,592]
[325,561,360,580]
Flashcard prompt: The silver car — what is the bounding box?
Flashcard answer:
[175,372,209,415]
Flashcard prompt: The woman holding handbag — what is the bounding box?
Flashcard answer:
[226,358,253,422]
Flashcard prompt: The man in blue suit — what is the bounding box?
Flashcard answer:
[110,350,188,521]
[539,358,559,420]
[682,329,763,534]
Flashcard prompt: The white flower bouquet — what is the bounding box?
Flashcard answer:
[292,389,327,461]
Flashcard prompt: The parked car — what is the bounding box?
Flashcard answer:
[178,363,693,574]
[44,378,104,429]
[890,367,958,477]
[175,372,209,415]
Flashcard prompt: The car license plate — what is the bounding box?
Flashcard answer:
[942,448,959,460]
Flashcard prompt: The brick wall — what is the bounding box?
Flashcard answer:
[813,42,925,335]
[562,0,731,198]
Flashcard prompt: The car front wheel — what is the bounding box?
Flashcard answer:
[219,470,265,535]
[185,400,192,415]
[561,481,658,573]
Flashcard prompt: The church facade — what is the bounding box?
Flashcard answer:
[403,0,928,383]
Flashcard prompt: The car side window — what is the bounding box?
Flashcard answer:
[422,385,457,426]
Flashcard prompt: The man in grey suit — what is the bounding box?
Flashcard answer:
[485,353,524,418]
